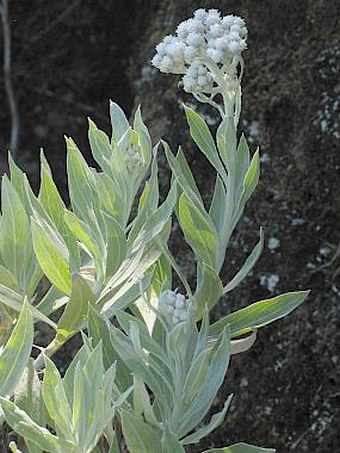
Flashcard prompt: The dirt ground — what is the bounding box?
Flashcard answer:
[0,1,339,451]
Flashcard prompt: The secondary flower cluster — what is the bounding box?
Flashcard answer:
[151,8,247,93]
[159,290,189,325]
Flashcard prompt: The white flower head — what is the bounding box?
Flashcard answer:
[159,290,189,325]
[182,63,214,93]
[151,8,247,99]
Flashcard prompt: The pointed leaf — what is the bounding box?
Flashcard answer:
[178,193,218,268]
[181,395,232,445]
[56,274,95,343]
[31,217,71,296]
[0,299,33,397]
[184,106,227,182]
[0,397,73,452]
[224,228,264,294]
[193,263,223,318]
[209,175,227,234]
[120,410,162,453]
[210,291,310,338]
[87,305,132,391]
[203,443,275,453]
[88,119,112,174]
[0,176,34,292]
[110,101,130,142]
[0,283,56,329]
[14,359,45,427]
[42,357,73,440]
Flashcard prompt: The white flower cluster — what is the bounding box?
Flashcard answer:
[151,8,247,93]
[159,290,189,325]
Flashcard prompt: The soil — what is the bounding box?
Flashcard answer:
[0,1,339,452]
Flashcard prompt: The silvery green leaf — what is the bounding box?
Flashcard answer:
[161,427,186,453]
[88,119,112,174]
[99,245,145,305]
[0,176,34,293]
[133,106,152,168]
[230,330,257,355]
[88,305,132,391]
[66,137,100,225]
[216,116,237,174]
[110,101,130,142]
[42,356,74,441]
[193,307,210,359]
[134,287,158,335]
[182,349,210,404]
[101,272,153,315]
[163,142,204,210]
[8,153,33,214]
[0,299,33,398]
[31,216,71,296]
[100,215,170,313]
[0,265,17,291]
[105,431,120,453]
[235,133,250,196]
[120,409,162,453]
[115,310,169,366]
[38,152,80,273]
[14,359,45,453]
[133,377,158,426]
[223,227,264,294]
[210,290,310,338]
[166,321,196,391]
[202,443,275,453]
[81,346,114,450]
[94,172,128,226]
[184,105,228,183]
[63,341,118,451]
[178,327,230,438]
[128,149,159,244]
[38,151,66,231]
[109,323,173,418]
[64,209,106,280]
[193,262,223,318]
[131,181,177,249]
[178,193,218,269]
[0,396,74,452]
[71,364,87,447]
[209,175,227,235]
[62,345,89,405]
[234,148,260,218]
[133,106,153,189]
[181,394,232,445]
[0,283,56,329]
[35,284,68,317]
[56,274,95,343]
[151,251,173,296]
[102,211,127,278]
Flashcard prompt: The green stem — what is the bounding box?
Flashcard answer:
[33,337,64,371]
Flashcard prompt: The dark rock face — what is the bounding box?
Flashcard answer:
[0,1,339,452]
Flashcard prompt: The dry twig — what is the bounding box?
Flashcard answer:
[1,0,20,156]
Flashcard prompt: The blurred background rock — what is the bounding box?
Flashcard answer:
[0,0,339,451]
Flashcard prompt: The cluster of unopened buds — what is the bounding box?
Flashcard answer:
[125,143,143,172]
[151,8,247,95]
[159,290,189,325]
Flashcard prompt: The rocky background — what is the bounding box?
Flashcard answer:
[0,1,339,452]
